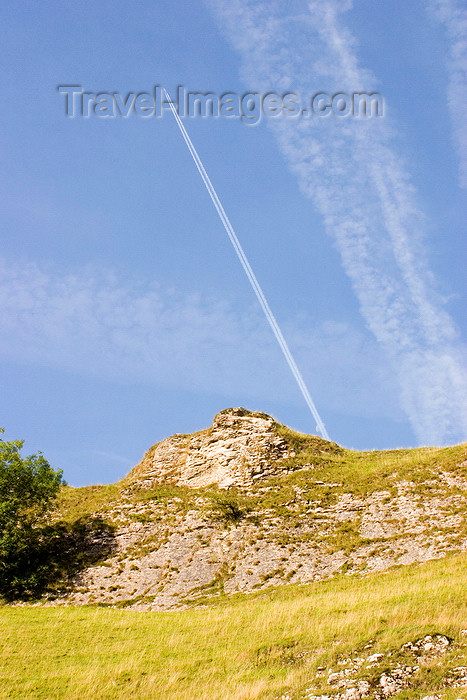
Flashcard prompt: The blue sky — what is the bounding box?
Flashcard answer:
[1,0,466,486]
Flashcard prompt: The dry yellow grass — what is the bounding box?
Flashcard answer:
[1,553,466,699]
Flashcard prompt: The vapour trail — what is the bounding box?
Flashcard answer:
[429,0,467,189]
[205,0,467,445]
[163,89,329,440]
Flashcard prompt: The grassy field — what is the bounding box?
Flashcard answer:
[1,554,467,700]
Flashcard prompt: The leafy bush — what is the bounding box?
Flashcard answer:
[0,430,116,600]
[210,491,251,523]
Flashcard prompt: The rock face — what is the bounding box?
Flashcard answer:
[52,408,467,616]
[127,407,294,489]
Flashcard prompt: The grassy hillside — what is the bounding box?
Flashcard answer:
[56,427,467,526]
[1,553,467,699]
[43,427,467,611]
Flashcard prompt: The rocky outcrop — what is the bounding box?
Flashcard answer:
[127,407,296,489]
[60,475,467,611]
[50,408,467,613]
[297,634,467,699]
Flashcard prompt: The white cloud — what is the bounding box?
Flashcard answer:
[0,257,399,422]
[429,0,467,189]
[205,0,467,445]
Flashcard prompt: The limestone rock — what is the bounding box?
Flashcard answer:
[127,407,295,489]
[49,410,467,618]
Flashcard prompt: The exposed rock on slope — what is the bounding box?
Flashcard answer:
[298,633,467,699]
[53,408,467,612]
[128,407,300,489]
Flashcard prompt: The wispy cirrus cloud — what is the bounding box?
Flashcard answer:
[0,257,399,423]
[205,0,467,445]
[429,0,467,189]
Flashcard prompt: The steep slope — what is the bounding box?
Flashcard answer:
[53,408,467,611]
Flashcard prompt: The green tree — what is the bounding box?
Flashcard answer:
[0,429,64,598]
[0,430,117,601]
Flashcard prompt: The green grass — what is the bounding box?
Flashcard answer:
[275,424,467,494]
[1,554,467,700]
[55,484,122,523]
[248,430,467,516]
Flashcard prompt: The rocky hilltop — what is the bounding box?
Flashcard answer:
[127,407,323,489]
[54,408,467,612]
[128,407,293,488]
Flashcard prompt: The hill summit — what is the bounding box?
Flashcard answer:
[127,407,332,490]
